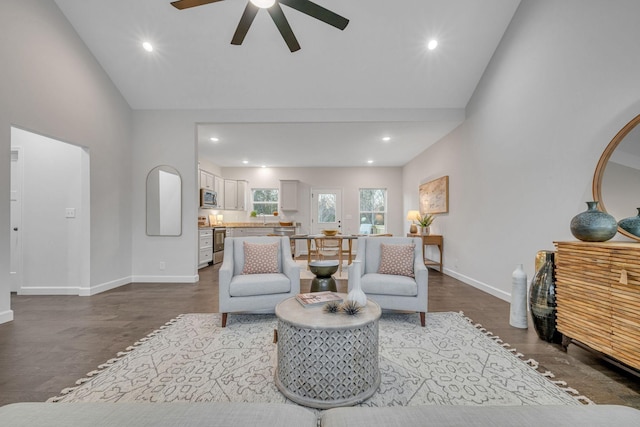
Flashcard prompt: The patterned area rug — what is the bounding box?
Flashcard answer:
[49,312,588,408]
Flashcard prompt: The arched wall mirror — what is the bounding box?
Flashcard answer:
[146,165,182,236]
[593,113,640,241]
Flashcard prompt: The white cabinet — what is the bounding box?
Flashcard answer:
[224,179,238,210]
[223,179,247,211]
[280,180,299,211]
[199,170,214,190]
[214,175,224,208]
[237,180,247,211]
[198,229,213,268]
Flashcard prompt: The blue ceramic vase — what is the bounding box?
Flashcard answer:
[569,201,617,242]
[618,208,640,237]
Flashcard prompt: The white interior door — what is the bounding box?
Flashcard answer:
[10,148,23,292]
[310,188,342,235]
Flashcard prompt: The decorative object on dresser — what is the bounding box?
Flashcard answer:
[529,251,561,342]
[618,208,640,236]
[569,201,617,242]
[555,241,640,372]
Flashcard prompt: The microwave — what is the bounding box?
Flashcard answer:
[200,188,217,208]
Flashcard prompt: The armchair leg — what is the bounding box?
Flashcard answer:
[420,312,425,327]
[221,313,228,328]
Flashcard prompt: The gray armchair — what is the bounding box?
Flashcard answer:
[348,236,428,326]
[219,236,300,327]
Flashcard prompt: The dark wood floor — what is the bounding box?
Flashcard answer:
[0,264,638,408]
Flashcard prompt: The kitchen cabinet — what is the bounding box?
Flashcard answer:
[224,179,247,211]
[198,229,213,268]
[280,180,299,211]
[214,175,224,208]
[199,170,214,190]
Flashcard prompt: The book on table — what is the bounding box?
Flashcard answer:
[296,291,343,307]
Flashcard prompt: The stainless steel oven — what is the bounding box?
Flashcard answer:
[213,227,226,264]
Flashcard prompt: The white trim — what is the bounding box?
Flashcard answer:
[443,268,510,302]
[130,275,199,284]
[18,286,80,296]
[0,310,15,324]
[79,276,132,296]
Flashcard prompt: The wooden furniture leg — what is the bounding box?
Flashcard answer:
[221,313,228,328]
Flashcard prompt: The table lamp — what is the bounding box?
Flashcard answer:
[406,210,420,234]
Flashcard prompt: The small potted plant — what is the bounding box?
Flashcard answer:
[414,212,435,235]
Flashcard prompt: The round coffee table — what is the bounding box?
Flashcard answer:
[274,294,381,409]
[308,260,339,292]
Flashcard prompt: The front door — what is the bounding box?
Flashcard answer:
[311,188,342,235]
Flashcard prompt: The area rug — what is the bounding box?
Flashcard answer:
[49,312,589,408]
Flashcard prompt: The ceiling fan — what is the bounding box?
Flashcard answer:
[170,0,349,52]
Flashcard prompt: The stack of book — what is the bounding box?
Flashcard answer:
[295,291,343,308]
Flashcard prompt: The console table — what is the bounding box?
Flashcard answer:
[555,241,640,371]
[408,234,443,271]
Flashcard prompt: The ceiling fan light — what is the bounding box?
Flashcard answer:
[250,0,276,8]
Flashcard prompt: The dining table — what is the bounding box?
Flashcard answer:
[290,234,363,270]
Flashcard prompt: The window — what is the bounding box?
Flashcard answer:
[252,188,279,215]
[359,189,387,234]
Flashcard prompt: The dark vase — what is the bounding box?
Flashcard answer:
[529,251,562,343]
[618,208,640,236]
[569,201,617,242]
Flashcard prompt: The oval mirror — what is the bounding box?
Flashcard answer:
[146,165,182,236]
[593,113,640,241]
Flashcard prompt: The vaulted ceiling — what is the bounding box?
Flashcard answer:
[55,0,521,167]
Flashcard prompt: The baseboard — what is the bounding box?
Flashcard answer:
[0,309,14,324]
[80,276,132,296]
[18,286,81,295]
[443,268,510,302]
[130,275,199,284]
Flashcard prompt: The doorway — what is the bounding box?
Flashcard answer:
[10,127,90,295]
[310,188,342,235]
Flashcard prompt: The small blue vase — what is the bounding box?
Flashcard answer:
[618,208,640,237]
[570,201,617,242]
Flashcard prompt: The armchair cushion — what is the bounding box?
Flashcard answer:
[242,241,279,274]
[378,243,416,277]
[230,273,292,297]
[361,273,418,296]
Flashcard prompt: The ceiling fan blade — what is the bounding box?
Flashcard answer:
[268,2,301,52]
[231,2,259,45]
[279,0,348,30]
[170,0,224,10]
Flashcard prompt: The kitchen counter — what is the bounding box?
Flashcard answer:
[222,222,299,228]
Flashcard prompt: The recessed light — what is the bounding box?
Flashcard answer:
[210,137,219,142]
[382,136,391,142]
[261,165,267,168]
[250,0,275,8]
[242,160,249,164]
[427,39,438,50]
[367,160,374,164]
[142,41,154,52]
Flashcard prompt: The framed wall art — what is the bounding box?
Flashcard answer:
[419,176,449,214]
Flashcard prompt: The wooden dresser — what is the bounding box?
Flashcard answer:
[554,241,640,370]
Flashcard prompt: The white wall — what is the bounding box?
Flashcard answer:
[0,0,133,321]
[403,0,640,301]
[12,128,90,295]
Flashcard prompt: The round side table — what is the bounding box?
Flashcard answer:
[308,260,339,292]
[274,294,381,409]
